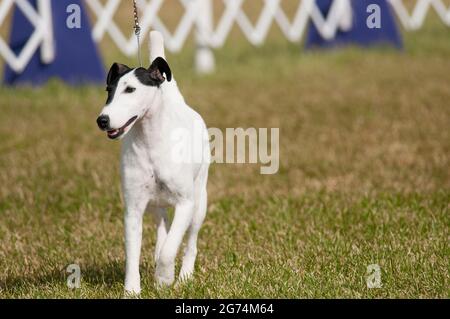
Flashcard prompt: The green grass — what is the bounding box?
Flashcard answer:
[0,12,449,298]
[1,193,448,298]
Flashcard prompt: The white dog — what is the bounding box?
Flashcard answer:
[96,31,210,294]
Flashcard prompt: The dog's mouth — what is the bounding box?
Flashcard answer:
[107,116,138,139]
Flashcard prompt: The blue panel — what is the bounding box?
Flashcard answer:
[3,0,105,86]
[305,0,403,49]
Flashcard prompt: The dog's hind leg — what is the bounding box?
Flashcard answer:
[155,199,195,287]
[179,185,207,282]
[179,164,209,282]
[148,206,169,263]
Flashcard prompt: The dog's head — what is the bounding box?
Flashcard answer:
[96,57,172,140]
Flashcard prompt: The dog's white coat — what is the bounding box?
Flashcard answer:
[99,32,210,293]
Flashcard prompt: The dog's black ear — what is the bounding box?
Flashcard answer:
[107,63,131,85]
[148,57,172,84]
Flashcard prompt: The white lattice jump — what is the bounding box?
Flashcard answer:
[0,0,54,73]
[389,0,450,30]
[1,0,450,74]
[83,0,449,73]
[84,0,450,54]
[84,0,355,53]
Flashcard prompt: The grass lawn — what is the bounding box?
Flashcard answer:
[0,9,449,297]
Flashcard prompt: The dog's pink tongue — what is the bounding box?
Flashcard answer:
[107,129,118,137]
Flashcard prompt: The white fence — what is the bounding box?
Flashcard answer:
[1,0,450,74]
[0,0,54,73]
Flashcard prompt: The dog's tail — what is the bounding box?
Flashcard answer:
[149,31,166,62]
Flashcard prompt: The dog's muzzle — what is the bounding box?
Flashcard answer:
[97,114,110,131]
[100,115,138,140]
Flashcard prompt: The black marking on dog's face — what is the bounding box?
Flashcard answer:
[105,63,132,104]
[104,58,172,105]
[134,67,161,87]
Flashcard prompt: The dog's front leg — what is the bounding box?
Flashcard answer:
[155,199,194,287]
[124,197,148,295]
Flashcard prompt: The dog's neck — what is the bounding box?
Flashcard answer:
[125,78,183,150]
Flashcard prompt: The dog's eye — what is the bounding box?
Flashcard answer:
[124,86,136,94]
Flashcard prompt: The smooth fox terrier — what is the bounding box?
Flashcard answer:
[96,31,210,294]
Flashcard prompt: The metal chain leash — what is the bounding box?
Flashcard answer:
[132,0,142,67]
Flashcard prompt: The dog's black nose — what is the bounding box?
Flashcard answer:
[97,115,110,130]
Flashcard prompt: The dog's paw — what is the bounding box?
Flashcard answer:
[155,278,173,289]
[124,280,141,296]
[178,267,194,283]
[155,262,175,287]
[155,270,175,287]
[123,289,141,299]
